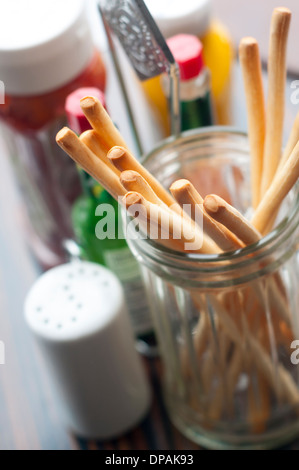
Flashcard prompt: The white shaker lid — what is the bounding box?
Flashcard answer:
[0,0,94,96]
[25,261,126,342]
[145,0,212,38]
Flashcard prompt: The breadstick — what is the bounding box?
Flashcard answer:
[122,173,221,254]
[56,127,126,201]
[249,336,299,406]
[169,181,241,414]
[264,113,299,233]
[203,193,293,330]
[123,192,191,253]
[204,194,261,246]
[109,146,177,209]
[110,150,221,254]
[277,112,299,174]
[252,139,299,234]
[239,37,266,208]
[120,170,166,206]
[170,179,243,252]
[80,130,120,176]
[80,96,128,152]
[261,8,291,195]
[124,191,216,254]
[210,295,299,405]
[170,178,203,206]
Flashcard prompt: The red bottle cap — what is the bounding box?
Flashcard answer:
[65,87,106,135]
[167,34,204,81]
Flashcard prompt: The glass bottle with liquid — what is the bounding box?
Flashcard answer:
[143,0,234,132]
[162,34,214,131]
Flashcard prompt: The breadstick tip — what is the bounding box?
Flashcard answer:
[240,37,258,48]
[108,146,127,161]
[80,129,93,140]
[80,95,99,109]
[239,37,260,61]
[56,126,71,140]
[170,179,192,192]
[80,96,106,118]
[274,7,291,17]
[123,191,143,209]
[203,195,222,214]
[56,127,76,149]
[271,7,292,31]
[120,170,139,184]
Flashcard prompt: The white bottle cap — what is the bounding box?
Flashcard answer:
[145,0,212,39]
[24,261,151,439]
[0,0,94,96]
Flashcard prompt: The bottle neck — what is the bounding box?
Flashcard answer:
[162,67,213,130]
[162,67,211,101]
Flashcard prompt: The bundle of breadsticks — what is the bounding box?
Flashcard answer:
[56,7,299,432]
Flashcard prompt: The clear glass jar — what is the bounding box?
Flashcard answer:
[126,128,299,450]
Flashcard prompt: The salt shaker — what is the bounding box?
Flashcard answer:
[24,261,151,439]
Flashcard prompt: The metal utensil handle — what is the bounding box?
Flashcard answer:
[99,6,144,156]
[100,0,181,137]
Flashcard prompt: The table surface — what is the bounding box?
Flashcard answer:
[0,0,299,451]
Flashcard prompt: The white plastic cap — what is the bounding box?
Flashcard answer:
[0,0,94,95]
[25,261,125,341]
[145,0,212,39]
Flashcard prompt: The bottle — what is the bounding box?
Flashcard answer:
[0,0,106,270]
[162,34,214,131]
[144,0,234,128]
[66,88,155,349]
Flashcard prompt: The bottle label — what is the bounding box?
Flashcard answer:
[103,247,153,336]
[103,246,139,281]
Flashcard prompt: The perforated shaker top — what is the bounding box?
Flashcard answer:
[25,261,126,342]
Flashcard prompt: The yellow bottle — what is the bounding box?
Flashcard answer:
[202,20,234,125]
[143,0,234,133]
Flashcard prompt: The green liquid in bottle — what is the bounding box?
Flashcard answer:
[181,92,214,132]
[72,172,153,338]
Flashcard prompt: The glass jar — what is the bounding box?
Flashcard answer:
[125,128,299,449]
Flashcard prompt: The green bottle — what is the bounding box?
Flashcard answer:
[66,88,154,342]
[162,34,214,131]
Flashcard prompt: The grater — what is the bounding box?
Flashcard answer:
[99,0,181,137]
